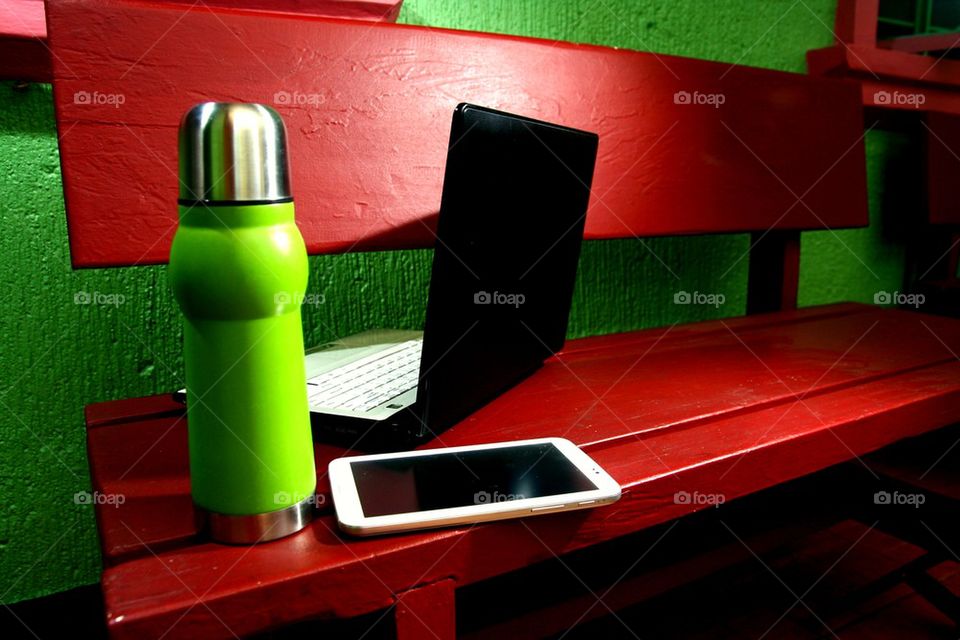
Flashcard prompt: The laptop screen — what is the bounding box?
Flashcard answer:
[418,104,598,433]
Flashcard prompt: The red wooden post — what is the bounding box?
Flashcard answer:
[395,579,456,640]
[834,0,878,47]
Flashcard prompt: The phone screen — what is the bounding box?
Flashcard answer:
[350,442,598,517]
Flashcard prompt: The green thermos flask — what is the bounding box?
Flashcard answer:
[170,102,316,544]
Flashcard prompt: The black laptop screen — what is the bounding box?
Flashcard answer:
[418,104,599,432]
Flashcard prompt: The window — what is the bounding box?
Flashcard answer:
[879,0,960,56]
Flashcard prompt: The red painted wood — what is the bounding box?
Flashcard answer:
[558,302,873,357]
[834,0,878,46]
[87,413,345,563]
[807,44,960,86]
[809,0,960,117]
[156,0,404,22]
[0,0,403,84]
[85,303,872,565]
[86,303,960,638]
[0,0,50,82]
[879,32,960,53]
[395,579,456,640]
[85,393,184,428]
[927,112,960,226]
[807,44,960,115]
[1,0,45,40]
[46,0,868,268]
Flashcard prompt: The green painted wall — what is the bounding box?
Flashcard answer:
[0,0,906,603]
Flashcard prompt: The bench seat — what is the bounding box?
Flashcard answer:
[85,302,960,639]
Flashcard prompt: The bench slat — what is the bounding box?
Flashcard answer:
[47,0,868,267]
[84,303,867,564]
[87,304,960,638]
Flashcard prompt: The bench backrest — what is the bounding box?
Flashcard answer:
[47,0,868,309]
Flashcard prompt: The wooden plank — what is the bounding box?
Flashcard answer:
[87,304,960,638]
[99,359,960,638]
[85,303,872,564]
[87,415,346,563]
[558,302,873,357]
[808,44,960,89]
[834,0,878,47]
[879,32,960,53]
[156,0,404,22]
[0,1,45,47]
[87,304,872,565]
[46,0,869,267]
[85,393,184,428]
[807,45,960,115]
[394,579,456,640]
[434,305,960,448]
[0,0,50,82]
[0,0,404,84]
[87,302,953,563]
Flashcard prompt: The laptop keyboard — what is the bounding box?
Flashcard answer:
[307,339,423,413]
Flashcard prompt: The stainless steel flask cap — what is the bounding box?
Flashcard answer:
[178,102,292,204]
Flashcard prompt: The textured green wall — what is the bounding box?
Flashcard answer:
[0,0,906,603]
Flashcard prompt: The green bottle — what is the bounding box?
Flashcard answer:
[170,103,316,544]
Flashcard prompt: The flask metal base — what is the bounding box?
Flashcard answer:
[197,495,315,544]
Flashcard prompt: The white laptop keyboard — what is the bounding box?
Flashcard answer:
[307,339,423,413]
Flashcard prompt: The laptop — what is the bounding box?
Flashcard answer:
[308,103,598,448]
[180,104,599,450]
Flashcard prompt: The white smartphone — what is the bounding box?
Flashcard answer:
[329,437,621,536]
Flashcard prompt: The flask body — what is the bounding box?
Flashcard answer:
[170,201,316,527]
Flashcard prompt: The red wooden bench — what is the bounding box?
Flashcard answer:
[806,0,960,319]
[45,0,960,637]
